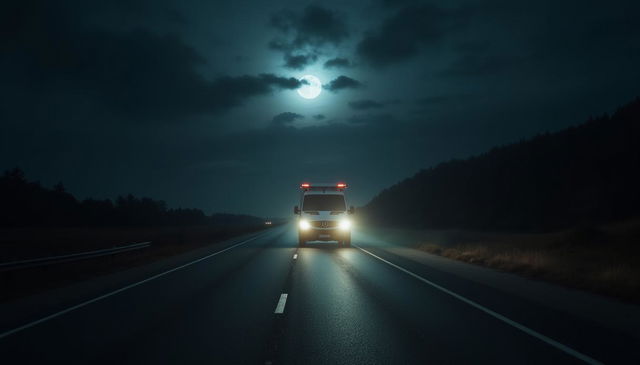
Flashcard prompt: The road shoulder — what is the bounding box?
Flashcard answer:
[0,227,281,334]
[359,231,640,341]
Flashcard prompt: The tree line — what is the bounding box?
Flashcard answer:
[363,98,640,231]
[0,169,263,228]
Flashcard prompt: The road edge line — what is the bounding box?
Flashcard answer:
[0,231,270,340]
[355,245,603,365]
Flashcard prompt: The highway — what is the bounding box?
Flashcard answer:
[0,225,638,364]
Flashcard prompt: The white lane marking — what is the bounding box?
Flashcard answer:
[274,293,288,314]
[355,245,603,365]
[293,254,298,260]
[0,232,270,340]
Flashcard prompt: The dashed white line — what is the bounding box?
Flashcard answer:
[274,293,288,314]
[0,232,269,340]
[293,254,298,260]
[355,245,603,365]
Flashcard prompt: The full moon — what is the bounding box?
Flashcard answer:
[297,75,322,99]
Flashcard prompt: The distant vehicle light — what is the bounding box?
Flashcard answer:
[337,183,347,188]
[339,219,351,230]
[265,221,272,225]
[301,183,311,189]
[299,219,311,230]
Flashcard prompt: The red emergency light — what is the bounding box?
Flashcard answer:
[300,182,348,189]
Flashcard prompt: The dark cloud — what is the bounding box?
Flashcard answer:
[324,76,361,92]
[416,95,467,106]
[378,0,417,7]
[268,5,348,69]
[270,5,349,48]
[284,54,318,70]
[324,57,352,69]
[1,1,304,122]
[313,114,326,120]
[271,112,304,126]
[254,73,303,89]
[442,54,523,77]
[357,4,466,67]
[349,100,384,110]
[347,113,395,125]
[267,39,290,52]
[412,95,478,116]
[205,74,303,114]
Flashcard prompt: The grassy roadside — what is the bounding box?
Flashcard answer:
[0,224,273,302]
[416,219,640,303]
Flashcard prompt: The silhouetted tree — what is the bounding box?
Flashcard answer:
[363,97,640,231]
[0,169,263,228]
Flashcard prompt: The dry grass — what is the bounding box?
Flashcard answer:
[418,219,640,303]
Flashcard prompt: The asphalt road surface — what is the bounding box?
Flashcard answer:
[0,225,637,364]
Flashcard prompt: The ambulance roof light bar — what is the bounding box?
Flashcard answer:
[300,182,348,190]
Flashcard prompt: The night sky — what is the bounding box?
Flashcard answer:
[2,0,639,217]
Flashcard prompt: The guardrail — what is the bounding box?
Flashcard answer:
[0,242,152,272]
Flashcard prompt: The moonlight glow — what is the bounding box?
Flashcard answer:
[297,75,322,99]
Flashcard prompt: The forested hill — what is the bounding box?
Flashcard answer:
[0,169,264,228]
[363,98,640,231]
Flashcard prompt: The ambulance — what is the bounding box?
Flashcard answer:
[294,182,354,246]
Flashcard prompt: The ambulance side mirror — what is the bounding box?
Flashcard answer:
[294,206,300,215]
[348,206,355,215]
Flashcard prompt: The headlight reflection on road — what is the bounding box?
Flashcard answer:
[338,248,356,259]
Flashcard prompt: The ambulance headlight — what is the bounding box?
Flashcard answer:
[339,219,352,230]
[299,219,311,230]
